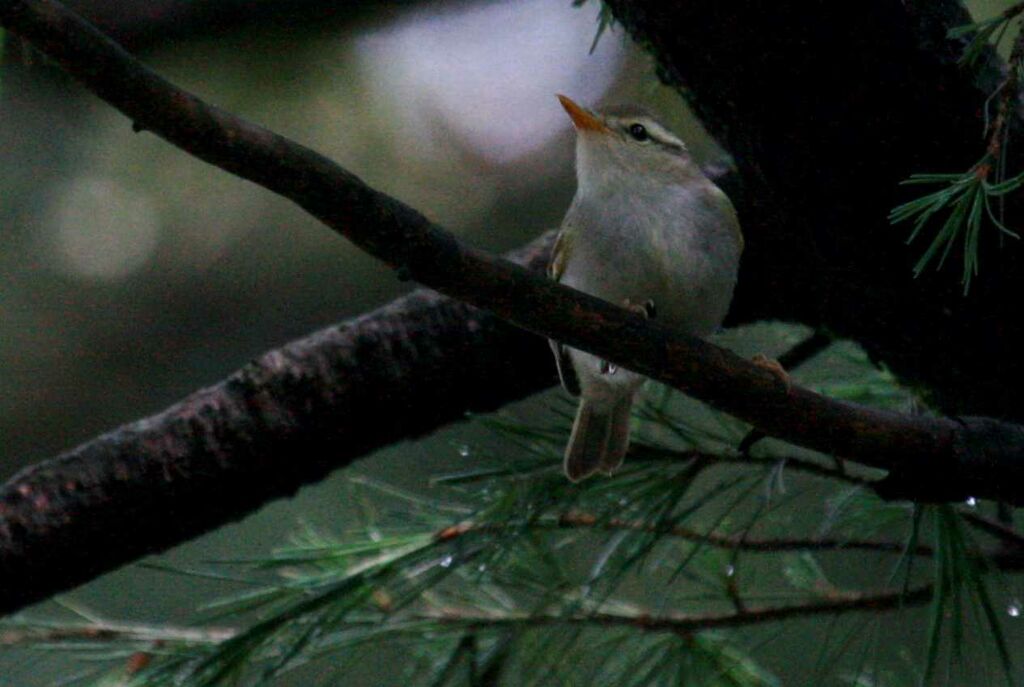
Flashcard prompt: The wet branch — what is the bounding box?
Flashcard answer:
[0,588,934,649]
[443,585,935,635]
[3,0,1018,495]
[2,0,1024,617]
[435,512,934,557]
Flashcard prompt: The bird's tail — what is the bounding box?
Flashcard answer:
[563,394,633,482]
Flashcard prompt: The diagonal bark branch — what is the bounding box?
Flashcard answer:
[0,239,555,616]
[2,0,1024,617]
[0,0,1009,486]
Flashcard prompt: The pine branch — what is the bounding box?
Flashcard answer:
[0,0,1010,496]
[629,445,876,489]
[963,510,1024,553]
[4,0,1024,618]
[601,0,1024,422]
[889,14,1024,292]
[426,584,934,635]
[0,236,554,617]
[1,586,931,650]
[495,511,935,556]
[0,619,235,646]
[632,445,1024,560]
[0,458,982,683]
[434,500,1024,568]
[949,3,1024,67]
[736,331,833,454]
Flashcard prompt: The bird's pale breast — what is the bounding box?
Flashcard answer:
[560,180,739,339]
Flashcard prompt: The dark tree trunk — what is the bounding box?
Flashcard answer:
[604,0,1021,417]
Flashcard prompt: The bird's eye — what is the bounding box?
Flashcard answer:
[628,123,649,142]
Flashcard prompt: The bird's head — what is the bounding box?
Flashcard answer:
[557,94,697,192]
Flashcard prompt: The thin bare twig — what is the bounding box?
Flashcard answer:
[977,26,1024,182]
[963,510,1024,550]
[429,585,935,635]
[0,620,235,646]
[553,511,931,556]
[629,445,877,488]
[0,587,931,653]
[434,511,929,556]
[638,446,1024,556]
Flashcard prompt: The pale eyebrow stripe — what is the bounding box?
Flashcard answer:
[612,115,687,152]
[646,123,686,149]
[629,118,687,151]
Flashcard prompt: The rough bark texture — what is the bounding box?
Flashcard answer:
[0,240,554,615]
[2,0,1024,615]
[604,1,1021,418]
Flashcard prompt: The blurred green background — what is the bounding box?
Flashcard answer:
[0,0,1018,684]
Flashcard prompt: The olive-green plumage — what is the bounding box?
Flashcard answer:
[550,96,743,481]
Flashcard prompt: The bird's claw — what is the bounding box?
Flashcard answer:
[622,298,656,319]
[752,354,791,393]
[600,299,655,375]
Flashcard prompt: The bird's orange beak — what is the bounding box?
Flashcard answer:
[557,94,607,133]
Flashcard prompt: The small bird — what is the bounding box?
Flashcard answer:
[550,95,743,481]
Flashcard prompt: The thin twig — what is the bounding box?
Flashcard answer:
[778,331,835,371]
[637,446,1024,556]
[1002,1,1024,20]
[553,511,931,556]
[962,510,1024,549]
[435,509,933,556]
[629,445,877,488]
[978,27,1024,181]
[0,620,235,646]
[1,585,931,656]
[429,585,934,635]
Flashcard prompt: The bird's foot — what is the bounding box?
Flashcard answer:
[622,297,656,319]
[752,354,791,393]
[600,299,655,376]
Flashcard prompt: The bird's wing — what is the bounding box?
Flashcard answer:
[548,225,573,282]
[549,339,580,396]
[548,226,581,396]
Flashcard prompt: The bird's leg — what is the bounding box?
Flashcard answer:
[752,354,791,392]
[600,298,656,375]
[622,297,656,319]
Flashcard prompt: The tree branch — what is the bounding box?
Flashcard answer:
[432,585,936,635]
[0,236,555,617]
[736,331,833,454]
[1,591,932,652]
[0,585,933,659]
[604,0,1024,421]
[435,512,935,557]
[0,619,234,646]
[3,0,1024,616]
